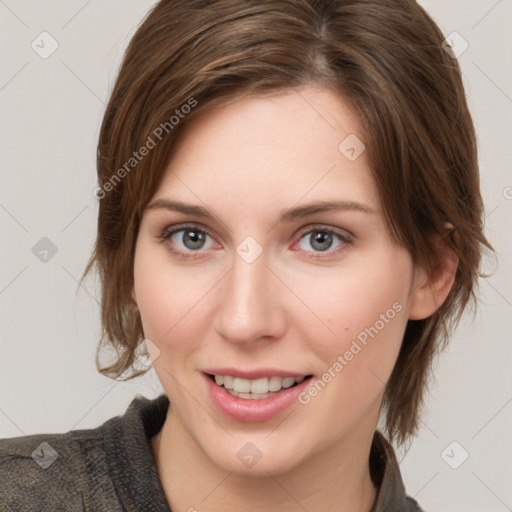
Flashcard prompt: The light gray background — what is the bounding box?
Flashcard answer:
[0,1,511,511]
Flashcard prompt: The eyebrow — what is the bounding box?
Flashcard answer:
[146,198,376,224]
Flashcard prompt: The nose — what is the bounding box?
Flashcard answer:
[213,247,287,346]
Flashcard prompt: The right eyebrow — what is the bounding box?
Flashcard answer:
[145,199,223,223]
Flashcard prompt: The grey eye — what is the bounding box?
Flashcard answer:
[298,229,346,253]
[171,228,213,251]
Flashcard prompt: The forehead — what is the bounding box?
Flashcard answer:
[151,87,380,220]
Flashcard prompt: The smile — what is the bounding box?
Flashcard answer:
[203,372,315,422]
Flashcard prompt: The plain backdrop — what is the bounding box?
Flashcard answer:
[0,1,511,511]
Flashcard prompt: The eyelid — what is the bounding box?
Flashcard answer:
[158,222,225,244]
[296,223,354,241]
[159,222,353,240]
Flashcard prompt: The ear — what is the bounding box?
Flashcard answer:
[131,285,138,307]
[408,226,459,320]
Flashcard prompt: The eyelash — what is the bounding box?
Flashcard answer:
[157,223,353,261]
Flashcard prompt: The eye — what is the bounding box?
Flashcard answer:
[294,226,352,258]
[158,224,217,259]
[158,223,353,261]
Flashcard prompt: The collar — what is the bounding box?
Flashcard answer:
[369,430,422,511]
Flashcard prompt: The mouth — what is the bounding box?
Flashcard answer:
[205,372,314,399]
[203,371,316,422]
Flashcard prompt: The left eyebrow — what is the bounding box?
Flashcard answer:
[277,199,376,223]
[145,198,376,224]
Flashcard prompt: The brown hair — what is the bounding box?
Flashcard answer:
[81,0,492,446]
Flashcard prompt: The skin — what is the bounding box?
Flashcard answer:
[131,86,457,512]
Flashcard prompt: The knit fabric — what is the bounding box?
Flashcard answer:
[0,394,424,511]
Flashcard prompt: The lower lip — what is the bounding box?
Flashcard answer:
[203,373,313,423]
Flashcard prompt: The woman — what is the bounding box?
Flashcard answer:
[0,0,492,510]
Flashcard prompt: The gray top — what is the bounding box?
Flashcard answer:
[0,394,424,511]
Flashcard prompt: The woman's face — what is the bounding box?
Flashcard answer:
[132,86,424,475]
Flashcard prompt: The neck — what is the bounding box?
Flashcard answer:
[151,410,379,512]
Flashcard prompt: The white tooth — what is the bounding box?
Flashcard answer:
[281,377,295,389]
[220,375,305,394]
[226,389,277,400]
[268,376,283,392]
[233,377,251,393]
[250,377,269,394]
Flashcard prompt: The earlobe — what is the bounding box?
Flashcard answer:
[131,285,138,307]
[408,240,459,321]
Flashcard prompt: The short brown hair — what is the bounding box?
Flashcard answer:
[81,0,492,446]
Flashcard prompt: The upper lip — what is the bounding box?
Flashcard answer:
[203,368,312,380]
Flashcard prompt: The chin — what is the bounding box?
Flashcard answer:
[204,435,307,477]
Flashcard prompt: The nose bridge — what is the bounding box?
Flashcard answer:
[214,244,283,343]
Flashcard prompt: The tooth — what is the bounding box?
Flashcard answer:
[268,376,282,392]
[250,377,269,394]
[217,374,307,393]
[227,389,276,400]
[281,377,295,389]
[233,377,251,393]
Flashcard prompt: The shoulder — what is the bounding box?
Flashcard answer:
[406,495,426,511]
[0,394,169,511]
[0,427,109,511]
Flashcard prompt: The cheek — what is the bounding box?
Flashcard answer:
[302,250,413,379]
[133,243,212,355]
[294,258,412,433]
